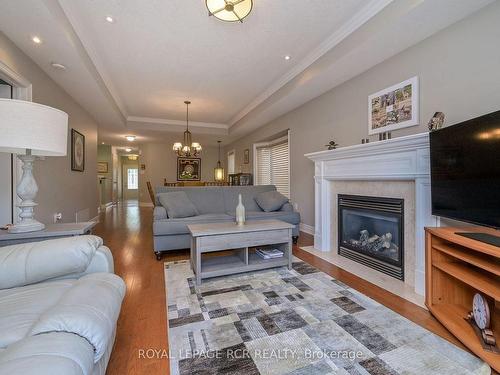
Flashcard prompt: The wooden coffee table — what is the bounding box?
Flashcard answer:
[187,220,294,285]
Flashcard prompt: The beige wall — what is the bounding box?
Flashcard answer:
[224,2,500,228]
[0,32,99,224]
[138,139,221,203]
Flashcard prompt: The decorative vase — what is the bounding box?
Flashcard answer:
[236,194,245,226]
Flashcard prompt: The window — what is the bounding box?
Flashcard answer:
[227,150,235,175]
[127,169,138,189]
[254,132,290,198]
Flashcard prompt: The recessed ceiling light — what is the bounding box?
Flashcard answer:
[125,135,136,142]
[105,16,114,23]
[32,36,42,44]
[51,62,66,70]
[125,148,132,152]
[101,142,105,145]
[284,55,291,61]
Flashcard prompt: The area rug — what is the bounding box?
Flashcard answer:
[164,259,489,375]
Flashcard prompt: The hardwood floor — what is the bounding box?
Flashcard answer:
[97,204,466,374]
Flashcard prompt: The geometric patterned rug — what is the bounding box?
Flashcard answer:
[165,259,489,375]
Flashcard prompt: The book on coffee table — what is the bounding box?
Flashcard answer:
[256,248,284,259]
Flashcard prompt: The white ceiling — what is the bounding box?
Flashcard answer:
[0,0,494,147]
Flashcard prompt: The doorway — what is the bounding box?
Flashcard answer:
[121,157,139,204]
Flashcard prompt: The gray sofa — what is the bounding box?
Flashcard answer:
[153,185,300,259]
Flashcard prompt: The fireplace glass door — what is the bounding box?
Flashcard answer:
[338,195,404,280]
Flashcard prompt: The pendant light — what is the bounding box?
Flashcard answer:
[206,0,253,23]
[214,140,225,181]
[173,101,202,157]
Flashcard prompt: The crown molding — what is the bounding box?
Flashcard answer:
[127,116,229,130]
[48,0,128,123]
[228,0,394,127]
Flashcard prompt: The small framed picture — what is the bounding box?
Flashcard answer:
[97,162,108,173]
[243,149,250,164]
[177,158,201,181]
[368,76,419,135]
[71,129,85,172]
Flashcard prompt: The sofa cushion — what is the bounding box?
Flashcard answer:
[0,236,102,290]
[222,185,277,213]
[0,280,75,349]
[158,191,199,218]
[29,273,125,363]
[255,190,289,212]
[155,187,226,214]
[153,214,233,236]
[0,332,94,375]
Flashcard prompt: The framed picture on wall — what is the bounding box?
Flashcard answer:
[97,162,108,173]
[177,158,201,181]
[243,149,250,164]
[71,129,85,172]
[368,76,419,135]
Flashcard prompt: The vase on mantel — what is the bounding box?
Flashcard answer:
[236,193,245,226]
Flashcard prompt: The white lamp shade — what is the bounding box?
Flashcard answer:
[0,99,68,156]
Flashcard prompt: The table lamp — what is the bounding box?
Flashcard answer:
[0,99,68,233]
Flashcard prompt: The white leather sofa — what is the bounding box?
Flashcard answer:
[0,235,126,375]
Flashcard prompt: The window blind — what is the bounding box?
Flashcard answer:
[255,136,289,198]
[227,151,235,175]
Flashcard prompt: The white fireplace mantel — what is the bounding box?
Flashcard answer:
[305,133,437,296]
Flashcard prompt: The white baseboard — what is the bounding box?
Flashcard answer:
[299,223,315,236]
[139,202,154,207]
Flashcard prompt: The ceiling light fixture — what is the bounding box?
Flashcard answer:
[206,0,253,23]
[214,140,225,182]
[105,16,114,23]
[173,101,202,157]
[125,135,136,142]
[32,36,42,44]
[284,55,291,60]
[125,148,132,152]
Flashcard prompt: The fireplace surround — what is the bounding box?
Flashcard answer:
[338,194,404,280]
[305,133,436,297]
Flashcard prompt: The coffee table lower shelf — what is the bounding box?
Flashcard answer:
[201,253,289,280]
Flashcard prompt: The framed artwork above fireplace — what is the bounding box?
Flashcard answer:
[368,76,419,135]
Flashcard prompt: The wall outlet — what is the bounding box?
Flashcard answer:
[53,212,62,223]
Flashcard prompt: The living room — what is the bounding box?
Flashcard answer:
[0,1,499,374]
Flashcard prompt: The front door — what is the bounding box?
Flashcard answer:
[122,164,139,201]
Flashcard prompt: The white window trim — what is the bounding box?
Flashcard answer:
[227,149,236,175]
[0,60,33,224]
[253,131,290,197]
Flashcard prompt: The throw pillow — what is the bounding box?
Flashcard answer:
[158,191,199,218]
[255,190,289,212]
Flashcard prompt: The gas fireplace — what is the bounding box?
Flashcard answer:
[338,194,404,280]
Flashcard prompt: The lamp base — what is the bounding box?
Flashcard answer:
[8,219,45,233]
[10,150,46,234]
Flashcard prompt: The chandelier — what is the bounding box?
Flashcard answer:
[173,101,202,157]
[206,0,253,23]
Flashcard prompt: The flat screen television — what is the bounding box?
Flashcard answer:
[430,110,500,234]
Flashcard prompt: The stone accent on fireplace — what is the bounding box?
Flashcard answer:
[305,133,436,302]
[334,181,415,286]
